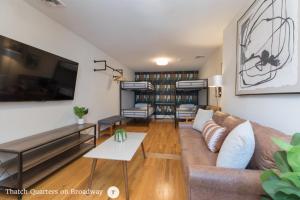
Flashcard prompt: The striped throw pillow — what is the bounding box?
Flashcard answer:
[202,120,227,153]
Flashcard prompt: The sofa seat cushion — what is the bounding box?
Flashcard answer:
[179,128,218,167]
[189,164,263,199]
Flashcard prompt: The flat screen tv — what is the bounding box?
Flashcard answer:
[0,35,78,102]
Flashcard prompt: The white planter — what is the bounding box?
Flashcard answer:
[78,118,85,125]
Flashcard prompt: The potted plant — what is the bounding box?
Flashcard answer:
[260,133,300,200]
[114,128,127,143]
[73,106,88,125]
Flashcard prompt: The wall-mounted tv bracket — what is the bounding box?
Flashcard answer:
[94,60,123,79]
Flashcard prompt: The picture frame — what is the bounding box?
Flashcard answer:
[236,0,299,95]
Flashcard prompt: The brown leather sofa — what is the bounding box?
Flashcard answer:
[179,111,291,200]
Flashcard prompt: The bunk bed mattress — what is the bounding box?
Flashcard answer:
[176,108,197,119]
[122,107,154,118]
[176,80,207,88]
[121,81,154,90]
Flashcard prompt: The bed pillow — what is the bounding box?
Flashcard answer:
[192,108,213,132]
[135,103,148,109]
[179,104,196,111]
[216,121,255,169]
[179,104,196,109]
[202,120,227,153]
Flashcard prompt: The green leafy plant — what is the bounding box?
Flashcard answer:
[114,128,127,142]
[73,106,88,119]
[260,133,300,200]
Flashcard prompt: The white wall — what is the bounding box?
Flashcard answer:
[199,47,223,106]
[222,1,300,135]
[0,0,134,143]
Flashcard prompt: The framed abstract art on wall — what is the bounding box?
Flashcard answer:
[236,0,299,95]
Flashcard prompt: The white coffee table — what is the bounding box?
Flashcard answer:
[84,132,146,200]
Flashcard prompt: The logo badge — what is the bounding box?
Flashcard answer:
[107,186,120,199]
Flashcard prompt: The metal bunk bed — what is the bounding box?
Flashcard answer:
[120,81,155,125]
[174,79,208,127]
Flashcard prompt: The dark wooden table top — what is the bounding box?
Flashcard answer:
[0,123,96,153]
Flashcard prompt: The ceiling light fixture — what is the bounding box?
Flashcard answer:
[155,58,170,66]
[195,56,205,59]
[42,0,66,7]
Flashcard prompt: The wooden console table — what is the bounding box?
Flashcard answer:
[0,123,96,200]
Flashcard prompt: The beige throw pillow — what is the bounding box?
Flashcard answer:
[202,120,227,152]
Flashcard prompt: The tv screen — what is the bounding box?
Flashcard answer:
[0,35,78,101]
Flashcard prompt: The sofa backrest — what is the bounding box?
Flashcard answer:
[222,115,246,136]
[212,111,230,127]
[249,122,291,170]
[212,112,291,170]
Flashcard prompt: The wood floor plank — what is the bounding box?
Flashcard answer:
[0,120,186,200]
[146,153,181,160]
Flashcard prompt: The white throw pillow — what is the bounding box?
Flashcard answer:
[216,121,255,169]
[192,109,213,132]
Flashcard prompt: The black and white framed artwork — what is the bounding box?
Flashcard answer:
[236,0,299,95]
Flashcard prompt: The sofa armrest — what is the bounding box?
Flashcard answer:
[178,122,193,129]
[189,164,264,195]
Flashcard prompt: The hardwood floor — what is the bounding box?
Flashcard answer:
[0,120,186,200]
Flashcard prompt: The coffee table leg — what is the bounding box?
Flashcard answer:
[141,142,146,159]
[122,161,129,200]
[88,159,98,189]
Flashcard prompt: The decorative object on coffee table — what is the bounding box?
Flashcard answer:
[236,0,299,95]
[114,129,127,142]
[73,106,89,124]
[260,133,300,200]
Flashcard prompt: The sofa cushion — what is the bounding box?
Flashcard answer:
[223,116,245,135]
[193,109,213,132]
[217,121,255,169]
[212,111,230,126]
[179,128,218,167]
[202,120,227,153]
[249,122,291,170]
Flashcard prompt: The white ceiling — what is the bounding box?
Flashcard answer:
[25,0,248,71]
